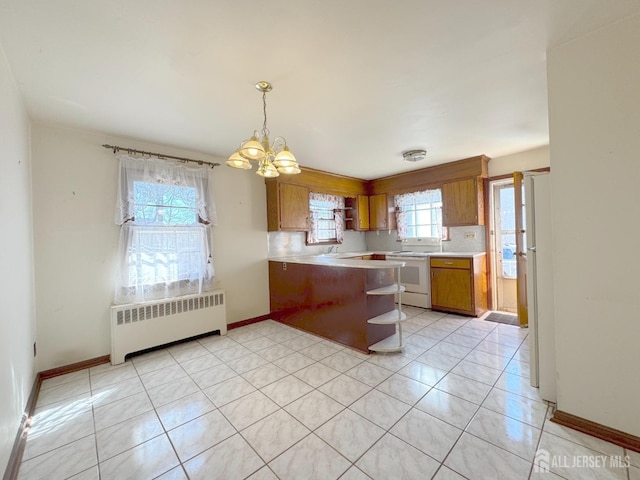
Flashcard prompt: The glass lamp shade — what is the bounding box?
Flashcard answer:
[239,135,266,161]
[277,164,301,174]
[272,146,297,168]
[256,159,279,178]
[226,150,252,169]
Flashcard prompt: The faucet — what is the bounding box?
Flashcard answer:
[327,245,337,253]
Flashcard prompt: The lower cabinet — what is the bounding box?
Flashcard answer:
[430,255,487,317]
[269,261,396,352]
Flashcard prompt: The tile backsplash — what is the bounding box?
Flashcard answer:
[268,231,366,258]
[364,230,402,252]
[443,226,486,252]
[269,226,485,258]
[366,226,485,253]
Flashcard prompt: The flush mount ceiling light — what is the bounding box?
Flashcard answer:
[402,149,427,163]
[226,81,300,177]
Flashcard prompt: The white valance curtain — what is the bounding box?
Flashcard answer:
[307,192,345,244]
[115,154,217,226]
[394,189,442,240]
[114,155,216,305]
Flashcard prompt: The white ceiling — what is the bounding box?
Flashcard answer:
[1,0,639,179]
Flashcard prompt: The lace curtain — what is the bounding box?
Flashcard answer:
[307,192,345,244]
[115,154,217,226]
[114,154,216,304]
[394,189,442,240]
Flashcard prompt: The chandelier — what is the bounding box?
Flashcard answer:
[226,81,300,177]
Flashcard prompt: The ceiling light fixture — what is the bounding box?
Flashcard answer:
[226,81,300,177]
[402,149,427,163]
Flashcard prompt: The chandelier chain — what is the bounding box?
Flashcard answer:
[261,91,270,137]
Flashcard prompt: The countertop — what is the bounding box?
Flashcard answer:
[268,254,405,269]
[269,250,485,268]
[423,252,485,258]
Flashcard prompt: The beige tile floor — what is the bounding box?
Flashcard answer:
[17,308,637,480]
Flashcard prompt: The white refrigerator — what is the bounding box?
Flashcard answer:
[525,172,557,403]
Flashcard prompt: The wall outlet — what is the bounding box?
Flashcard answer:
[464,232,476,239]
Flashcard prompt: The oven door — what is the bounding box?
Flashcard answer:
[387,257,429,294]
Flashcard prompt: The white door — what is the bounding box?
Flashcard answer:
[525,172,556,402]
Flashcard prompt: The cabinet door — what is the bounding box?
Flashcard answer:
[431,267,473,312]
[356,195,370,230]
[369,194,389,230]
[279,183,310,231]
[442,178,484,226]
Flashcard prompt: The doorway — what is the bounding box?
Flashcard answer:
[489,179,518,313]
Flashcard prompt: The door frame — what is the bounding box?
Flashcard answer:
[483,168,550,319]
[487,178,517,313]
[514,172,528,327]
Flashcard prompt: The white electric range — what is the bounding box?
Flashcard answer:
[386,238,442,309]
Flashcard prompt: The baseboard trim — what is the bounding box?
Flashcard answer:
[2,373,41,480]
[3,354,111,480]
[551,410,640,453]
[228,313,280,330]
[40,355,111,380]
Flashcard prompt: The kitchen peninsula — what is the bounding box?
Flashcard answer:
[269,255,406,353]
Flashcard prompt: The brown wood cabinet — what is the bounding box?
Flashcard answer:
[369,194,396,231]
[430,255,487,316]
[345,195,370,231]
[266,182,310,231]
[269,261,395,352]
[442,178,484,226]
[356,195,370,230]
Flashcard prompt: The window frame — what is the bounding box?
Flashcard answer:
[114,155,215,304]
[394,188,445,241]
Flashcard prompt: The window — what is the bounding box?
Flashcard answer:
[394,189,443,240]
[496,184,517,278]
[307,192,345,245]
[114,155,216,304]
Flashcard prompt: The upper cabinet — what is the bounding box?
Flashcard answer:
[442,178,485,227]
[266,182,310,231]
[265,167,367,232]
[369,193,396,231]
[345,195,370,231]
[265,156,488,232]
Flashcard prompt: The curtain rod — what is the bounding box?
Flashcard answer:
[102,144,220,169]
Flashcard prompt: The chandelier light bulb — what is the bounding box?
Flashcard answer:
[226,150,252,169]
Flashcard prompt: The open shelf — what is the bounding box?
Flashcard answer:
[366,264,405,353]
[367,309,407,325]
[366,284,406,295]
[368,333,405,353]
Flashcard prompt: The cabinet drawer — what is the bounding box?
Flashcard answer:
[430,257,471,269]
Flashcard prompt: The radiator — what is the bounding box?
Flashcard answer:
[110,290,227,365]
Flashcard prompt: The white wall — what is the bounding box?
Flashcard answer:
[488,145,550,177]
[31,124,270,370]
[0,45,36,473]
[547,14,640,436]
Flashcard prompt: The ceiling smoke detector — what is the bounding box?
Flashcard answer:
[402,149,427,163]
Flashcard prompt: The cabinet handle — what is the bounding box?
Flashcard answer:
[444,261,453,265]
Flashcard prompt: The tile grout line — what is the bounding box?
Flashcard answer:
[20,316,539,480]
[430,318,536,477]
